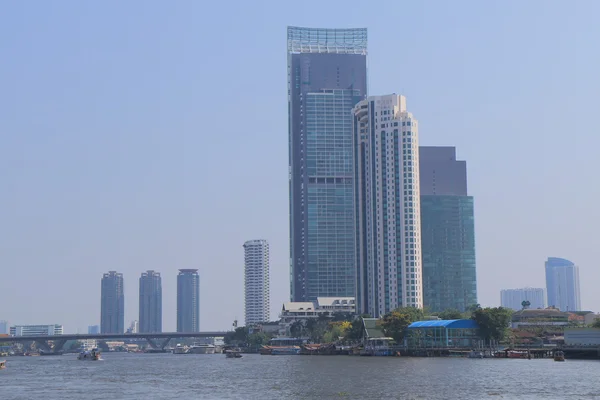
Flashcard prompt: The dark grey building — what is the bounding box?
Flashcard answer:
[139,270,162,333]
[287,26,368,302]
[419,147,477,312]
[100,271,124,334]
[177,269,199,332]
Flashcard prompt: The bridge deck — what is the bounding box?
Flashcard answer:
[0,331,231,343]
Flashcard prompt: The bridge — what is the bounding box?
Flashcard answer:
[0,331,231,353]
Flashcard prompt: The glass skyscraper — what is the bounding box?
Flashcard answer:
[354,94,423,316]
[419,147,477,312]
[177,269,200,332]
[139,270,162,333]
[545,257,581,312]
[100,271,124,334]
[287,26,367,302]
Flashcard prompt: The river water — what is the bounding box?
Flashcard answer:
[1,353,600,399]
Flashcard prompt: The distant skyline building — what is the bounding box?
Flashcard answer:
[0,320,7,334]
[127,320,139,334]
[419,146,477,312]
[287,26,368,302]
[10,324,63,336]
[500,288,547,311]
[354,94,423,316]
[177,269,200,332]
[244,240,270,326]
[87,325,100,335]
[139,270,162,333]
[545,257,581,312]
[100,271,124,334]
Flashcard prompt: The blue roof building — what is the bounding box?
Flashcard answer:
[406,319,480,348]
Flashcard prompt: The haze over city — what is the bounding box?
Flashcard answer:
[1,0,599,333]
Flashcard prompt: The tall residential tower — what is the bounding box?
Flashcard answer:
[288,26,368,302]
[419,147,477,312]
[177,269,200,332]
[139,270,162,333]
[545,257,581,311]
[243,240,270,325]
[100,271,124,334]
[354,94,423,316]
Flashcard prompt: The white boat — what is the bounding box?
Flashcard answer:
[188,343,215,354]
[0,360,6,370]
[78,348,101,361]
[173,344,189,354]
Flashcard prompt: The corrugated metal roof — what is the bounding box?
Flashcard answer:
[407,319,479,329]
[362,318,386,338]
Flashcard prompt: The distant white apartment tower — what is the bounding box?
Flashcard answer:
[0,320,8,334]
[354,94,423,316]
[244,239,270,325]
[10,324,63,336]
[545,257,581,312]
[500,288,547,311]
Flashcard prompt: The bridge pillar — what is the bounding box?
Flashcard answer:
[53,339,67,352]
[146,338,158,349]
[34,340,51,353]
[159,338,171,350]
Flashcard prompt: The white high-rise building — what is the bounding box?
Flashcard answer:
[354,94,423,316]
[9,324,63,336]
[500,288,547,311]
[244,239,270,325]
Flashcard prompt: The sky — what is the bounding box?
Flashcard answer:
[1,0,599,333]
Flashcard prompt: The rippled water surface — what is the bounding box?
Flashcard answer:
[2,353,600,399]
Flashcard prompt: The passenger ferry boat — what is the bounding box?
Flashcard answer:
[77,348,101,361]
[188,343,215,354]
[173,344,189,354]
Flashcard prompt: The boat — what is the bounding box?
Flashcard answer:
[0,360,6,370]
[554,350,565,362]
[173,344,189,354]
[225,350,242,358]
[188,343,215,354]
[270,346,301,355]
[77,348,101,361]
[468,350,484,359]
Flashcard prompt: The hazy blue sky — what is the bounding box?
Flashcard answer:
[1,0,599,333]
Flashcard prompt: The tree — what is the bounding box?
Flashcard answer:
[344,317,364,342]
[322,321,352,343]
[380,311,412,343]
[395,307,425,322]
[437,309,463,320]
[468,304,482,314]
[521,300,531,310]
[289,320,304,338]
[471,307,513,343]
[331,312,355,322]
[247,332,270,347]
[591,318,600,329]
[224,326,248,345]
